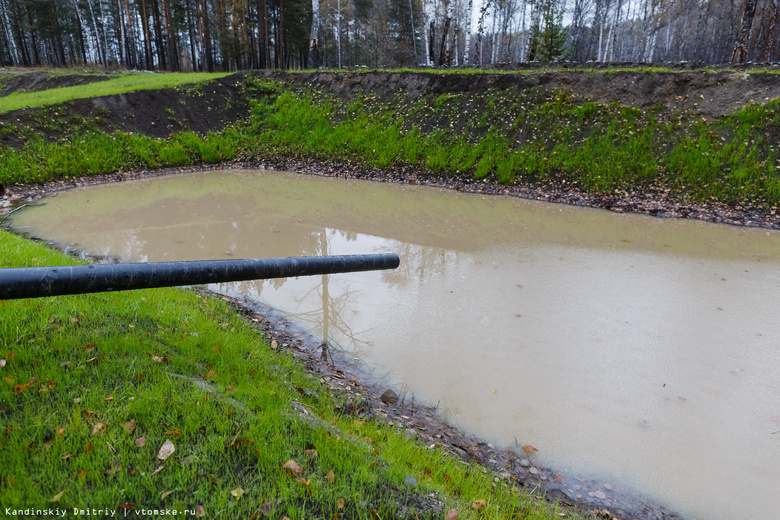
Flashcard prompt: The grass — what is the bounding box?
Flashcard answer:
[2,72,780,209]
[0,229,574,518]
[0,72,231,114]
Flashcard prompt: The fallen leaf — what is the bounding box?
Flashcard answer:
[204,370,216,381]
[304,449,318,458]
[151,464,165,479]
[195,505,205,518]
[553,474,564,482]
[92,422,107,436]
[104,395,113,402]
[231,486,245,500]
[225,431,241,448]
[522,445,538,455]
[86,354,103,363]
[445,510,459,520]
[259,502,275,516]
[134,437,146,447]
[61,452,72,460]
[0,359,5,368]
[84,441,93,454]
[11,383,29,394]
[77,470,87,480]
[249,512,259,520]
[157,439,175,461]
[370,510,381,520]
[123,419,136,434]
[471,499,487,510]
[160,490,173,500]
[82,410,98,418]
[55,427,65,439]
[282,459,303,477]
[271,339,278,349]
[47,490,65,502]
[152,355,163,363]
[135,373,146,382]
[327,470,335,483]
[83,344,95,352]
[164,429,181,438]
[337,497,345,509]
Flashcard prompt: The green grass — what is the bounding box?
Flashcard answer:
[2,71,780,209]
[0,72,231,114]
[0,229,575,519]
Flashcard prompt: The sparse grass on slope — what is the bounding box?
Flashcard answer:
[0,229,575,519]
[0,72,231,114]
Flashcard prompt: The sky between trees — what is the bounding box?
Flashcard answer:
[0,0,773,71]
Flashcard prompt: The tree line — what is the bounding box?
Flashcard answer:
[0,0,774,71]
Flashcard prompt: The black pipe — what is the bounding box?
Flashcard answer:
[0,254,400,300]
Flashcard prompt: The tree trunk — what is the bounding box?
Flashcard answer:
[116,0,127,65]
[278,0,285,68]
[463,0,473,65]
[140,0,154,68]
[125,0,139,67]
[185,0,197,70]
[160,0,178,70]
[152,0,167,69]
[438,16,450,66]
[732,0,758,62]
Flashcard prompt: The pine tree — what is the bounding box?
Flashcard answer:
[528,0,569,62]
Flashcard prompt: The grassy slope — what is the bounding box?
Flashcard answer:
[0,229,571,518]
[0,72,232,114]
[1,70,780,209]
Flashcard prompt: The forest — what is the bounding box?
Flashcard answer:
[0,0,776,71]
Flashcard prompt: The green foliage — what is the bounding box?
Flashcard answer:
[527,0,571,63]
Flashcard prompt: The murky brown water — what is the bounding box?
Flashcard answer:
[9,169,780,520]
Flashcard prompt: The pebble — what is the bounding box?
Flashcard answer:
[519,459,531,467]
[404,475,417,488]
[380,389,398,405]
[528,467,539,475]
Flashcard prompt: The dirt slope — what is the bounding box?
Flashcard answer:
[2,69,780,148]
[255,69,780,119]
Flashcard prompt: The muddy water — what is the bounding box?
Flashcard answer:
[9,169,780,520]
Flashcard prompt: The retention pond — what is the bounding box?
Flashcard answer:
[8,169,780,520]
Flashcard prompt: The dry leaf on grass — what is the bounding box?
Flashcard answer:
[445,510,459,520]
[123,419,136,434]
[157,439,175,461]
[92,422,107,436]
[327,470,335,484]
[471,499,487,510]
[231,486,245,500]
[134,437,146,447]
[47,490,65,503]
[282,460,303,477]
[195,505,205,518]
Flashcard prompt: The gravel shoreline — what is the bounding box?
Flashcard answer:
[0,160,730,520]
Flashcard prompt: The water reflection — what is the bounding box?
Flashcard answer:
[8,169,780,520]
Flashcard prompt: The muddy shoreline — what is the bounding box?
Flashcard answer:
[2,160,752,520]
